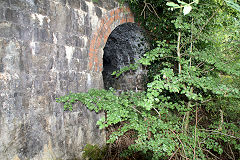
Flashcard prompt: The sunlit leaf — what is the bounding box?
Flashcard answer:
[183,5,192,15]
[166,2,180,8]
[177,0,188,5]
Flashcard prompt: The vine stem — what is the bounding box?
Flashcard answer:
[180,9,218,50]
[177,8,182,75]
[183,17,194,135]
[177,31,182,74]
[218,109,223,131]
[168,147,179,160]
[198,129,240,140]
[170,129,188,159]
[193,105,198,160]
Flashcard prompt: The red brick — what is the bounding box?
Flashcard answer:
[90,34,97,48]
[129,13,134,18]
[89,46,95,52]
[94,55,98,63]
[89,52,94,58]
[95,38,102,49]
[89,61,93,70]
[99,28,106,37]
[115,12,119,20]
[127,17,134,23]
[110,10,114,17]
[104,34,109,44]
[126,7,131,12]
[108,17,114,25]
[115,8,120,15]
[106,28,111,37]
[119,7,123,13]
[99,63,103,72]
[120,18,126,24]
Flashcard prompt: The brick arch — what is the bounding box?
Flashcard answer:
[88,6,135,72]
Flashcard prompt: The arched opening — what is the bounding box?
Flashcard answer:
[102,23,150,91]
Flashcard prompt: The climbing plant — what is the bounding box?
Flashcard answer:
[57,0,240,159]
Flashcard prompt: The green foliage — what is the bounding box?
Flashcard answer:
[225,0,240,11]
[82,144,106,160]
[57,0,240,159]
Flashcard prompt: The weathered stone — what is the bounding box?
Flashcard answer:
[67,0,80,9]
[103,0,117,10]
[81,0,88,12]
[0,0,10,7]
[21,12,34,26]
[53,0,66,5]
[33,28,53,43]
[93,0,103,8]
[0,7,5,21]
[34,0,51,15]
[84,26,92,36]
[10,0,34,9]
[19,26,33,42]
[84,14,90,26]
[11,23,21,39]
[0,0,136,159]
[0,22,13,38]
[0,63,4,72]
[95,6,102,18]
[5,8,20,24]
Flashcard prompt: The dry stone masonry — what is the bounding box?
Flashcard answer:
[0,0,135,159]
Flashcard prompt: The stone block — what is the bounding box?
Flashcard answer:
[78,59,88,71]
[33,28,53,43]
[55,32,66,46]
[19,26,33,42]
[0,0,10,7]
[72,36,84,47]
[67,0,80,9]
[60,80,69,92]
[81,0,88,12]
[0,59,4,72]
[93,0,103,8]
[0,23,22,39]
[84,26,92,36]
[54,46,68,71]
[53,0,66,5]
[43,81,57,93]
[11,23,21,39]
[0,7,5,21]
[72,47,83,60]
[84,14,90,26]
[50,3,68,33]
[104,0,117,10]
[34,0,51,15]
[95,6,102,18]
[22,12,34,26]
[0,22,12,38]
[59,72,69,81]
[73,48,88,60]
[47,57,54,70]
[10,0,34,10]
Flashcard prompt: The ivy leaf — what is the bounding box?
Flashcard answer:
[166,2,180,8]
[183,5,192,15]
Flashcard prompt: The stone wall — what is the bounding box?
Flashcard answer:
[0,0,134,159]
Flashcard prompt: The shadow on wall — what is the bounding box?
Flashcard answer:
[102,22,150,91]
